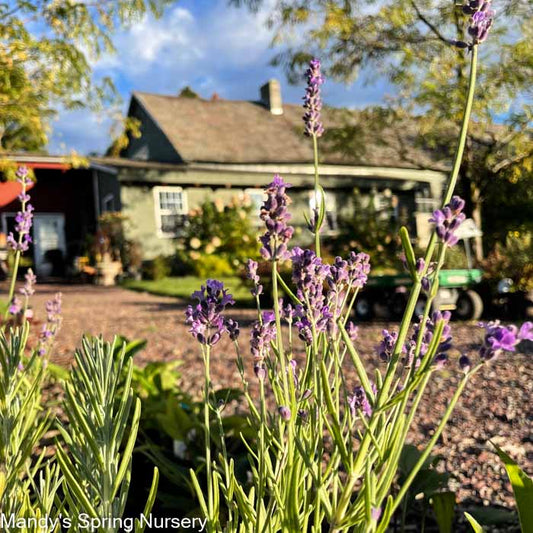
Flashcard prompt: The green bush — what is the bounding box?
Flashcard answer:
[330,188,404,272]
[483,231,533,291]
[142,255,172,280]
[176,196,260,275]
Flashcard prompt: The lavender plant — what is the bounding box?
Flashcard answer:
[0,166,158,532]
[56,336,159,533]
[187,7,532,532]
[0,168,62,531]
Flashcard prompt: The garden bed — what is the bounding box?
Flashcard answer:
[22,282,533,518]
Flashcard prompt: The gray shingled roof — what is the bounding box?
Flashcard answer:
[132,91,449,170]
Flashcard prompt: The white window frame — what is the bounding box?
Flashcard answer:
[153,185,188,238]
[243,188,266,225]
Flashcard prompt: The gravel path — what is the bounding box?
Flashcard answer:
[27,283,533,512]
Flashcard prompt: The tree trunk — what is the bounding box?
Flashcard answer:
[470,183,484,262]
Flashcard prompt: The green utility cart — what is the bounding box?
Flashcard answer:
[354,268,485,321]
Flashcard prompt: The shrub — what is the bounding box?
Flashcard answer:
[483,231,533,292]
[142,254,172,280]
[176,196,260,275]
[331,188,404,272]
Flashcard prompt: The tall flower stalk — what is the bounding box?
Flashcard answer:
[5,166,34,316]
[303,58,326,257]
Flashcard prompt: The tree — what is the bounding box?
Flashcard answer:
[0,0,174,151]
[237,0,533,259]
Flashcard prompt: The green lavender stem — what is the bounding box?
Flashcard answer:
[378,45,478,406]
[203,344,215,532]
[312,134,321,257]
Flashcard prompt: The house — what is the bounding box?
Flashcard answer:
[0,81,449,273]
[0,154,119,276]
[97,80,448,259]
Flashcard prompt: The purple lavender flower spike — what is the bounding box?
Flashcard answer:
[478,320,532,361]
[303,58,325,137]
[226,319,240,341]
[7,170,34,253]
[38,293,62,356]
[465,0,495,44]
[346,321,359,343]
[250,311,277,379]
[429,195,466,247]
[378,330,399,362]
[246,259,263,297]
[185,279,235,346]
[20,268,37,297]
[9,297,22,316]
[291,247,336,338]
[348,386,372,418]
[259,175,294,262]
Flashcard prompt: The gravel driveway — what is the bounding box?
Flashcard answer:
[27,283,533,512]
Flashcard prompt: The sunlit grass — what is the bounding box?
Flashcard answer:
[123,276,253,306]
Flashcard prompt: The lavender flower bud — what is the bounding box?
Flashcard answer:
[301,389,313,401]
[278,406,291,421]
[246,259,263,296]
[459,354,472,372]
[347,386,372,417]
[7,171,34,253]
[38,293,62,356]
[8,297,22,316]
[433,353,448,369]
[20,268,36,297]
[254,363,267,380]
[225,318,240,341]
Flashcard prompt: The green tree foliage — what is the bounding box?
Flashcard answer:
[0,0,173,151]
[237,0,533,257]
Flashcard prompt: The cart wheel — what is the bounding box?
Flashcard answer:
[354,295,374,321]
[390,294,408,319]
[454,290,484,320]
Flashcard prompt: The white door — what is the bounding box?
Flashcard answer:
[33,214,67,276]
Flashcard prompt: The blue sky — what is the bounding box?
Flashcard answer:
[47,0,390,155]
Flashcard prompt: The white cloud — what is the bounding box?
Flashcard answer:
[48,0,388,154]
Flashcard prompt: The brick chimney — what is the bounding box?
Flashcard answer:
[260,79,283,115]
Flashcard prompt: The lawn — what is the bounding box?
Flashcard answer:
[122,276,254,306]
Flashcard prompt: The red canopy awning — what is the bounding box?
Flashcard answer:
[0,181,36,208]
